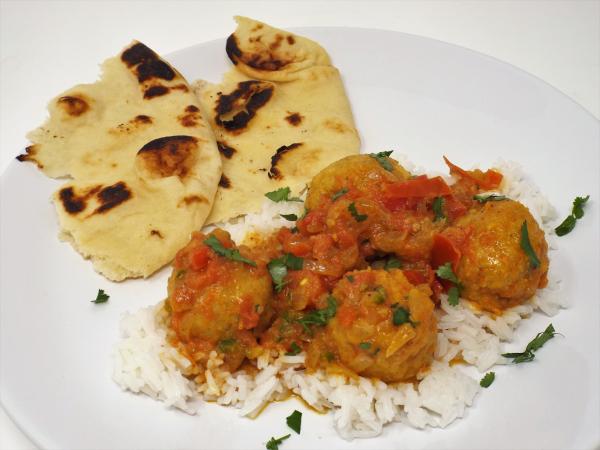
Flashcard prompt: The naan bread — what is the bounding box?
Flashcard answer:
[18,41,221,281]
[194,16,360,224]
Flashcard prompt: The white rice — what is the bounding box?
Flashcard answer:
[112,157,565,439]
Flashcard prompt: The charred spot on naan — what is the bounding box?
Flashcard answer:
[136,135,199,179]
[16,145,43,168]
[111,115,153,134]
[57,95,90,117]
[217,141,237,159]
[121,42,175,83]
[285,112,303,126]
[219,174,232,188]
[178,195,209,207]
[150,229,164,239]
[215,81,273,132]
[178,105,202,127]
[268,142,303,179]
[226,33,295,71]
[57,182,131,215]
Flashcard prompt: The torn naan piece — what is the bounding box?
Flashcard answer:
[194,16,360,224]
[18,42,221,281]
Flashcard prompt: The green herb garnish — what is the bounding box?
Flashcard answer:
[331,188,349,201]
[480,372,495,388]
[218,338,236,352]
[296,296,337,332]
[432,197,445,221]
[385,257,402,270]
[204,235,257,267]
[346,275,355,282]
[369,150,394,172]
[502,324,558,364]
[520,221,540,269]
[265,187,302,203]
[268,253,304,293]
[286,410,302,434]
[348,202,368,222]
[391,304,415,326]
[555,195,590,236]
[373,286,386,304]
[324,351,334,362]
[91,289,109,304]
[285,342,302,356]
[280,213,298,221]
[358,342,372,350]
[436,262,463,306]
[473,194,507,203]
[266,434,290,450]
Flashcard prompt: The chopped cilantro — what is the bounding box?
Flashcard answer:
[280,213,298,221]
[204,235,256,267]
[348,202,368,222]
[266,434,290,450]
[285,342,302,356]
[369,150,394,172]
[480,372,495,388]
[436,262,463,306]
[217,338,236,352]
[91,289,109,304]
[346,275,355,283]
[502,324,558,364]
[555,195,590,236]
[391,304,415,326]
[265,187,302,203]
[286,410,302,434]
[324,351,334,362]
[519,221,540,269]
[385,257,402,270]
[473,193,507,203]
[432,197,445,221]
[268,254,304,293]
[296,296,337,332]
[331,188,349,201]
[373,286,386,304]
[359,342,372,350]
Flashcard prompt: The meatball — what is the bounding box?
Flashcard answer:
[446,200,549,313]
[166,229,273,372]
[307,269,437,382]
[305,154,411,211]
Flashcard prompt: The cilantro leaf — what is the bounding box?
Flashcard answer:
[373,286,386,304]
[286,410,302,434]
[324,351,334,362]
[473,194,507,203]
[502,324,558,364]
[348,202,368,222]
[432,197,445,221]
[391,304,415,326]
[436,262,461,285]
[218,338,236,353]
[331,188,349,201]
[265,187,302,203]
[519,221,540,269]
[266,434,290,450]
[447,286,460,306]
[572,195,590,219]
[285,342,302,356]
[296,296,337,331]
[369,151,394,172]
[480,372,495,388]
[280,213,298,221]
[268,254,304,293]
[385,257,402,270]
[91,289,109,304]
[346,275,355,282]
[554,215,577,236]
[204,235,256,267]
[359,342,372,350]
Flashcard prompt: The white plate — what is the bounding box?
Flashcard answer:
[1,28,598,450]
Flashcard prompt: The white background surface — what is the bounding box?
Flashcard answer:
[0,1,598,449]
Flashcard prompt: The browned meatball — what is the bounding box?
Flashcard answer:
[305,154,411,211]
[307,269,437,382]
[448,199,549,313]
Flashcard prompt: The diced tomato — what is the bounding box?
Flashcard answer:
[190,247,211,271]
[297,209,326,234]
[431,233,462,271]
[337,304,358,327]
[443,195,468,220]
[403,269,429,285]
[238,296,260,330]
[384,176,452,201]
[443,156,503,190]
